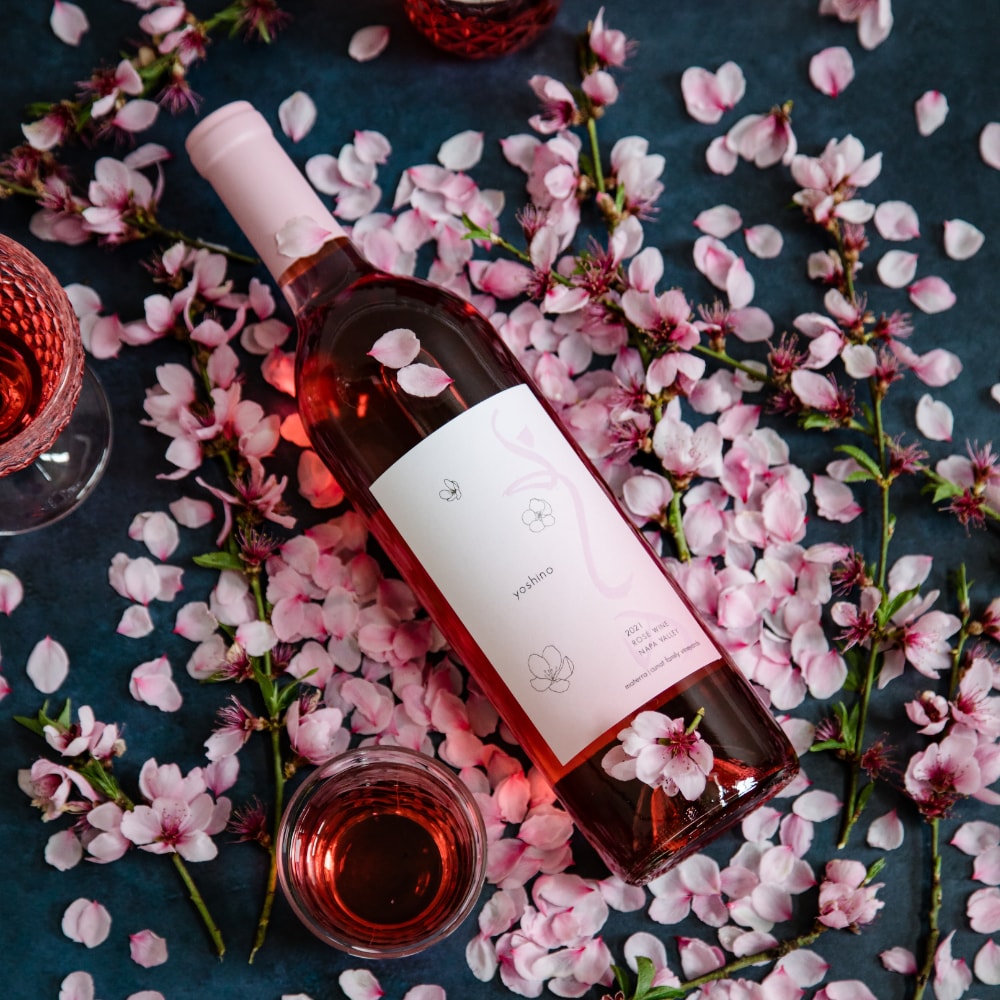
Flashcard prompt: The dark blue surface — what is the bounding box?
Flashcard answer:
[2,1,999,998]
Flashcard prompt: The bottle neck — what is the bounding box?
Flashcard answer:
[278,237,372,313]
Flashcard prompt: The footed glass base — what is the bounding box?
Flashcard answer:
[0,365,112,535]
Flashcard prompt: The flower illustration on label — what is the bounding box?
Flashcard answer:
[522,497,555,532]
[527,644,573,693]
[439,478,462,501]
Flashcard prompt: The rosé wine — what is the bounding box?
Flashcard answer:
[188,101,799,887]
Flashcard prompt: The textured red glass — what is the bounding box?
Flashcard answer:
[403,0,561,58]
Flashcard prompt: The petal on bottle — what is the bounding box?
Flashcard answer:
[397,363,455,397]
[369,327,421,368]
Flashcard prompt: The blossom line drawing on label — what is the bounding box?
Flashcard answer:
[528,644,573,693]
[439,478,462,501]
[522,497,555,532]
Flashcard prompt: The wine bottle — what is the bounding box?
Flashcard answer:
[186,102,798,885]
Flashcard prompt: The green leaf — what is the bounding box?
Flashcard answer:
[634,955,656,995]
[193,550,245,572]
[834,444,883,480]
[879,586,920,627]
[810,737,850,753]
[801,413,838,431]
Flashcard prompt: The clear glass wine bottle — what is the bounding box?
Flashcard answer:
[186,102,798,885]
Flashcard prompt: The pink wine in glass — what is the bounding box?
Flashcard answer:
[403,0,561,58]
[277,747,486,956]
[187,102,799,886]
[0,233,82,475]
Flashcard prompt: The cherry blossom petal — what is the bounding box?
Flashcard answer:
[706,135,738,175]
[744,224,783,258]
[130,928,168,968]
[874,200,920,240]
[0,569,24,614]
[915,394,953,441]
[46,829,84,870]
[915,90,949,136]
[59,972,96,1000]
[969,887,1000,933]
[693,204,742,238]
[809,46,855,97]
[943,218,985,260]
[867,809,905,850]
[369,327,421,368]
[118,604,155,638]
[397,363,454,397]
[62,898,112,948]
[881,947,918,974]
[50,0,89,46]
[338,969,384,1000]
[275,216,338,260]
[974,939,1000,985]
[909,275,956,314]
[979,122,1000,169]
[130,656,183,712]
[278,91,317,143]
[933,932,972,1000]
[297,450,346,509]
[26,636,70,693]
[348,24,390,62]
[876,250,919,288]
[438,130,484,171]
[169,496,214,529]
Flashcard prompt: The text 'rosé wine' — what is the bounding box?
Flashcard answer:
[187,101,799,887]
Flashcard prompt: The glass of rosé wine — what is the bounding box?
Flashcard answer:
[0,233,112,535]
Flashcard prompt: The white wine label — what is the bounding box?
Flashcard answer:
[371,385,717,765]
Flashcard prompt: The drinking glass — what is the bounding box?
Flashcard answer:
[0,233,112,535]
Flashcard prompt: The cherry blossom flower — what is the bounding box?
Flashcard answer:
[817,858,884,928]
[790,134,881,226]
[602,711,715,800]
[726,104,797,169]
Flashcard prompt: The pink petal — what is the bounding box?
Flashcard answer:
[694,204,742,238]
[129,656,183,712]
[974,939,1000,986]
[915,90,949,136]
[348,24,390,62]
[236,620,277,656]
[297,450,345,509]
[951,820,1000,856]
[26,636,70,693]
[117,604,155,638]
[50,0,89,46]
[0,569,23,614]
[46,829,84,870]
[62,897,112,948]
[915,394,953,441]
[438,130,484,171]
[397,363,454,397]
[278,91,317,143]
[59,972,96,1000]
[969,887,1000,933]
[369,327,421,368]
[169,496,214,529]
[973,846,1000,885]
[338,969,385,1000]
[881,948,918,974]
[114,99,159,133]
[792,789,841,822]
[979,122,1000,169]
[809,46,855,97]
[744,224,783,259]
[943,218,985,260]
[874,200,920,240]
[706,135,738,175]
[909,275,956,314]
[130,929,168,968]
[275,216,338,260]
[876,250,919,288]
[992,383,1000,405]
[867,809,905,850]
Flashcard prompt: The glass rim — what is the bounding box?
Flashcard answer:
[276,744,488,958]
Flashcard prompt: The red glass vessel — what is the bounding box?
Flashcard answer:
[403,0,562,59]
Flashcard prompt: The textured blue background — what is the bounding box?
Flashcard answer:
[1,1,999,998]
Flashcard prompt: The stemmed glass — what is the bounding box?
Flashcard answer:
[0,233,112,535]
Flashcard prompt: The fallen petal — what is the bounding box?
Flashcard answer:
[909,275,956,314]
[348,24,390,62]
[26,636,70,693]
[438,130,484,171]
[915,90,949,136]
[50,0,89,46]
[874,200,920,241]
[943,218,985,260]
[809,46,855,97]
[62,897,112,948]
[278,91,317,143]
[744,224,783,259]
[915,394,953,441]
[0,568,23,614]
[693,204,742,238]
[397,362,454,397]
[980,122,1000,169]
[130,928,169,968]
[876,250,919,288]
[705,135,738,175]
